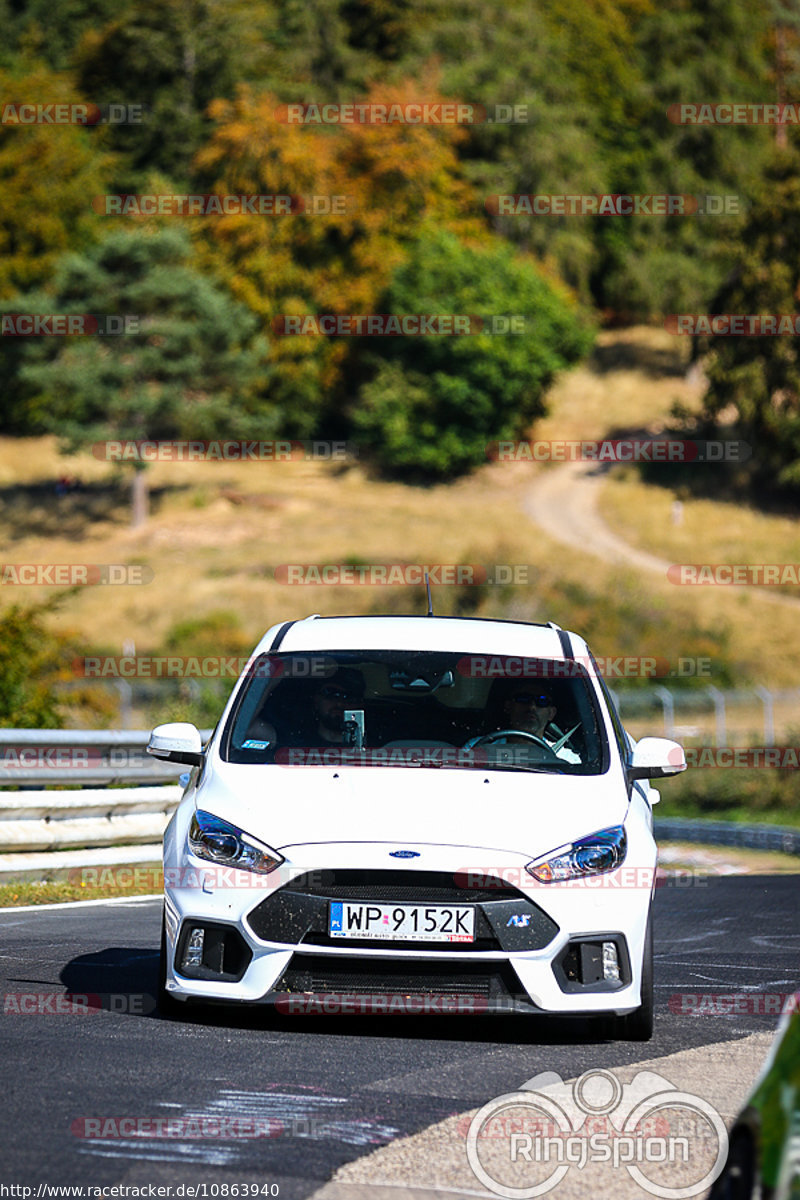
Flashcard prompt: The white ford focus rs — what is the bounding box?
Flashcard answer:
[150,614,686,1039]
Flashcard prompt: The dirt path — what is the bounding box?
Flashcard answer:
[522,458,800,611]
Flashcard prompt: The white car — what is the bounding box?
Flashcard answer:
[150,614,686,1039]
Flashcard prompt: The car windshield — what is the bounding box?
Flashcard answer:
[223,651,608,774]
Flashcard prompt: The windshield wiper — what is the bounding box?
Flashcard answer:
[461,762,567,774]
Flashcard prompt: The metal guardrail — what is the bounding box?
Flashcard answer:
[0,729,207,870]
[655,817,800,857]
[0,786,183,852]
[0,730,798,874]
[0,728,212,786]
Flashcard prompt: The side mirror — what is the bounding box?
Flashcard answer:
[628,736,686,781]
[147,722,204,766]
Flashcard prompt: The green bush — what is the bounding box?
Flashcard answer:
[0,600,65,727]
[351,230,593,478]
[656,767,800,826]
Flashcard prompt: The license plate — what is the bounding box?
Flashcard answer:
[328,901,474,942]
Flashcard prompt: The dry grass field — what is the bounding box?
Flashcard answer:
[1,326,799,694]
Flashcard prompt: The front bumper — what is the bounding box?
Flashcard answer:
[163,838,655,1017]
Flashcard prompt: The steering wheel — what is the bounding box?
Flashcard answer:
[463,730,562,761]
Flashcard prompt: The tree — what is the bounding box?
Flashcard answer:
[350,228,594,477]
[2,0,124,71]
[0,63,113,300]
[698,147,800,496]
[11,228,271,523]
[72,0,245,185]
[194,79,481,435]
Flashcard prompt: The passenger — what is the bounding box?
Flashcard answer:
[310,669,366,745]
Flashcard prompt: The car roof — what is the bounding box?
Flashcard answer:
[251,614,590,661]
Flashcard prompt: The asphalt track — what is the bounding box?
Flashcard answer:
[0,876,797,1197]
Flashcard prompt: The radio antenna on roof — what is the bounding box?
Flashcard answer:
[425,570,434,616]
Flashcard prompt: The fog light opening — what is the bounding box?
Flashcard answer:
[183,926,205,969]
[602,941,620,982]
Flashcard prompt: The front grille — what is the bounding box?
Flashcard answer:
[299,930,500,952]
[284,869,520,904]
[274,954,521,1000]
[246,870,559,953]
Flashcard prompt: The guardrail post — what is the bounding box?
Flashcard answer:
[706,686,727,746]
[114,680,133,730]
[754,686,775,746]
[652,685,675,739]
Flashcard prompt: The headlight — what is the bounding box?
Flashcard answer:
[526,825,626,883]
[188,810,284,875]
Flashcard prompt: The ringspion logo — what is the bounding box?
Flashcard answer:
[466,1069,727,1198]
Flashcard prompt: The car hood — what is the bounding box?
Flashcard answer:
[194,763,628,858]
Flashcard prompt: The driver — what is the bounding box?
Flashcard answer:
[490,684,580,763]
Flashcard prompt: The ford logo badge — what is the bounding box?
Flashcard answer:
[389,850,420,859]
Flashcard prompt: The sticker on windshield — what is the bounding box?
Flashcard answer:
[242,739,271,749]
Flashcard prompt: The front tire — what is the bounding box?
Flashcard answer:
[158,908,183,1018]
[616,915,653,1041]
